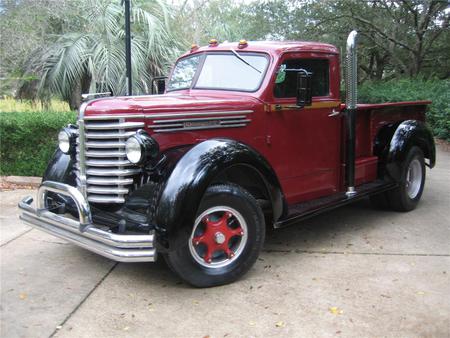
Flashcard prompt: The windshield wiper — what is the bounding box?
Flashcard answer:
[230,49,262,74]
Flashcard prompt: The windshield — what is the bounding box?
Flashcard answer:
[167,52,269,92]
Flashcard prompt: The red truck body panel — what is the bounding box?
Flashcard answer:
[82,41,431,207]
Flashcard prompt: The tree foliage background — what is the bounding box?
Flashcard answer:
[0,0,449,107]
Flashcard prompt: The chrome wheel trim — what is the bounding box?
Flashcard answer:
[188,206,248,269]
[405,158,422,199]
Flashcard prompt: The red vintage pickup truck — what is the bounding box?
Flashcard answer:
[19,31,435,287]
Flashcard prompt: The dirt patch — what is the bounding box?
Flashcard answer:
[0,177,39,191]
[436,138,450,152]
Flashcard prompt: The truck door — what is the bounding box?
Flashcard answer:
[266,53,342,204]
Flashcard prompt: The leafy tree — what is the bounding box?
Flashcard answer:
[23,0,180,109]
[1,0,449,105]
[172,0,248,45]
[0,0,83,99]
[299,0,449,79]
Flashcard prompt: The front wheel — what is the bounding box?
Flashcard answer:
[165,184,265,287]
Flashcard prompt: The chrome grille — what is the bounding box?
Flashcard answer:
[75,117,144,204]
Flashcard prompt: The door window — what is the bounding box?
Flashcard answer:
[274,59,329,98]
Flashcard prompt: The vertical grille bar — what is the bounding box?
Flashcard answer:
[77,103,88,198]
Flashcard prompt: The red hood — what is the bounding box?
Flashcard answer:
[83,92,261,116]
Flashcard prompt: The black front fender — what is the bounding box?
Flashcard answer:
[386,120,436,181]
[42,148,76,185]
[154,139,284,251]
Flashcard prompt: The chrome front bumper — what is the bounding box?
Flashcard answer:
[18,181,156,262]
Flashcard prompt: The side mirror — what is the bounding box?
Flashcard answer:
[151,76,167,94]
[296,71,312,107]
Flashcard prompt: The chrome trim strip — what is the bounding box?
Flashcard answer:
[148,114,252,133]
[144,110,253,119]
[86,177,134,185]
[220,119,251,124]
[84,150,127,157]
[87,195,126,203]
[86,168,141,176]
[149,122,184,128]
[85,131,136,139]
[85,122,145,130]
[84,141,126,148]
[152,115,248,124]
[84,114,146,120]
[156,123,248,133]
[77,103,88,198]
[84,159,133,167]
[87,186,129,194]
[152,123,249,133]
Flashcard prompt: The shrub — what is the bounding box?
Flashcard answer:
[0,111,76,176]
[359,78,450,141]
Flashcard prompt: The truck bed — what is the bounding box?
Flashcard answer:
[349,100,431,187]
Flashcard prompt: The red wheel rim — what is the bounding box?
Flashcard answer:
[189,206,248,268]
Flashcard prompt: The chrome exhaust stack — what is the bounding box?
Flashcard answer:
[345,30,358,197]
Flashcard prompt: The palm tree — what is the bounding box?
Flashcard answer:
[34,0,181,110]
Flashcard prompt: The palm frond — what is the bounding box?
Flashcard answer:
[37,0,181,102]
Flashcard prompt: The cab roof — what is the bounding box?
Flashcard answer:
[181,40,339,58]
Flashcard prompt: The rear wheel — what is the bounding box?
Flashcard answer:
[165,184,265,287]
[385,146,426,211]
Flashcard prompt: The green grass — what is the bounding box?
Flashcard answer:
[0,97,70,113]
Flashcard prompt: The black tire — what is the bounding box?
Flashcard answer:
[386,146,426,212]
[165,184,265,287]
[369,192,389,209]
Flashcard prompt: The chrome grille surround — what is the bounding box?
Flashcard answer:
[75,105,143,204]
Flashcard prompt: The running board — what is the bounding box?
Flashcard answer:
[274,180,396,228]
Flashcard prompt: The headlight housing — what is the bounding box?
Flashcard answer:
[58,126,77,154]
[125,130,159,165]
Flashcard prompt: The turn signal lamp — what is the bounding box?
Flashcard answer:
[190,44,199,52]
[238,39,248,49]
[209,39,219,47]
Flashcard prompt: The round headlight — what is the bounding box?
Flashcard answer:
[125,137,142,164]
[58,126,78,154]
[58,130,70,153]
[125,130,159,165]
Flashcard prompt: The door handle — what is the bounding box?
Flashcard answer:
[328,109,340,117]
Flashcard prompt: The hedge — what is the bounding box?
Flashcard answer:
[0,79,448,177]
[359,78,449,141]
[0,111,76,176]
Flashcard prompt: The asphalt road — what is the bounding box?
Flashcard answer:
[1,146,449,338]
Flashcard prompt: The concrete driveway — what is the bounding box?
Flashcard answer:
[1,146,449,338]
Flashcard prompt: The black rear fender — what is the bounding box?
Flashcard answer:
[374,120,435,181]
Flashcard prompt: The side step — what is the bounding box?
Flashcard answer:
[274,180,396,228]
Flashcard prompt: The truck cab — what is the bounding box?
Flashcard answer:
[19,32,436,287]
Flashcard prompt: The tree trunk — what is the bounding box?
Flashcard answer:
[67,74,91,111]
